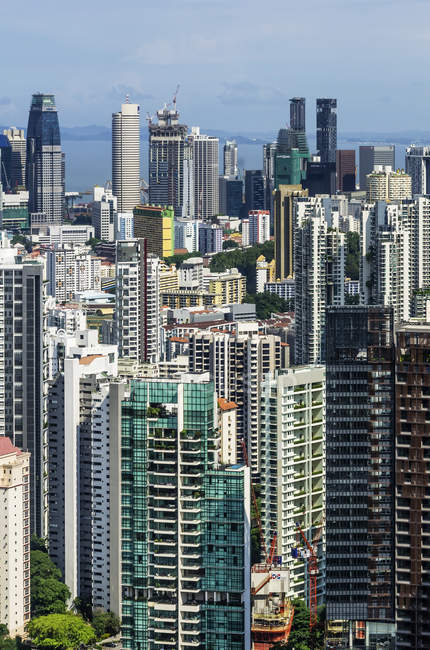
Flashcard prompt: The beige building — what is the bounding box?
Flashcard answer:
[159,262,179,292]
[256,255,275,293]
[366,166,412,202]
[0,438,31,637]
[202,267,246,305]
[217,397,238,465]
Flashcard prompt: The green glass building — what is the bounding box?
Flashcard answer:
[109,377,251,650]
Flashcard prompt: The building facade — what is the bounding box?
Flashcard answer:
[3,127,26,189]
[316,98,337,164]
[405,145,430,196]
[189,127,219,219]
[336,149,356,192]
[112,103,141,213]
[359,145,395,190]
[223,140,239,178]
[273,184,308,280]
[134,204,174,258]
[47,245,102,302]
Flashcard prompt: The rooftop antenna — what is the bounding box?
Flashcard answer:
[125,94,130,104]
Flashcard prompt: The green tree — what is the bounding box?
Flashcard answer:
[91,610,121,639]
[271,599,325,650]
[11,234,32,252]
[345,231,359,280]
[0,627,8,640]
[85,237,102,251]
[31,550,71,617]
[31,534,48,552]
[245,292,292,319]
[163,251,203,267]
[210,241,275,293]
[26,614,96,649]
[222,240,239,250]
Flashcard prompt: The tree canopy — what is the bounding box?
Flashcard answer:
[245,292,293,319]
[210,241,274,294]
[91,610,121,639]
[345,231,359,280]
[26,614,96,649]
[31,550,71,617]
[222,240,239,250]
[270,599,325,650]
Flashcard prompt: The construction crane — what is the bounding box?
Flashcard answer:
[293,522,321,630]
[172,84,180,111]
[251,533,278,595]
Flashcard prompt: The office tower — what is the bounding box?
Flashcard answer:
[26,93,64,223]
[174,217,201,252]
[0,438,31,637]
[248,210,270,244]
[148,105,193,218]
[405,145,430,195]
[188,329,286,473]
[223,139,239,177]
[115,239,160,363]
[47,245,102,302]
[325,306,396,648]
[295,214,345,364]
[189,126,219,219]
[219,176,243,217]
[336,149,356,191]
[133,204,174,258]
[273,184,308,280]
[260,367,325,602]
[290,97,306,131]
[48,329,117,607]
[112,102,140,213]
[395,325,430,648]
[244,170,265,213]
[263,142,277,210]
[366,167,412,201]
[316,98,337,163]
[198,223,222,254]
[3,127,26,188]
[0,243,47,535]
[302,160,336,196]
[359,145,395,190]
[0,135,12,190]
[115,212,134,240]
[109,376,251,650]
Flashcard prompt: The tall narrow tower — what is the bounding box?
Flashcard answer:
[189,126,219,219]
[316,98,337,163]
[26,93,64,223]
[112,102,141,213]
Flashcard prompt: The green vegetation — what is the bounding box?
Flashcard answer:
[163,251,203,266]
[222,240,239,250]
[245,292,293,319]
[26,614,96,649]
[85,237,103,251]
[91,610,120,639]
[31,537,70,617]
[345,293,359,305]
[345,231,359,280]
[0,626,21,650]
[11,233,32,252]
[210,241,274,293]
[251,483,262,565]
[271,599,325,649]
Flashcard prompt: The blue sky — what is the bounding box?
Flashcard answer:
[1,0,429,133]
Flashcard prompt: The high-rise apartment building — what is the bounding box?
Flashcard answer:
[115,212,134,240]
[48,329,117,607]
[112,102,141,213]
[109,376,251,650]
[405,145,430,196]
[92,185,117,241]
[26,93,64,223]
[248,210,270,244]
[0,242,47,536]
[336,149,356,192]
[3,127,26,188]
[244,170,265,213]
[290,97,306,131]
[148,106,193,217]
[133,204,174,258]
[174,217,201,252]
[223,139,239,177]
[0,438,31,637]
[47,245,102,302]
[395,324,430,648]
[359,145,395,190]
[260,367,325,603]
[114,239,160,363]
[316,98,337,163]
[325,306,396,648]
[273,184,308,280]
[189,127,219,219]
[198,223,222,254]
[294,215,345,364]
[366,166,412,202]
[263,142,276,210]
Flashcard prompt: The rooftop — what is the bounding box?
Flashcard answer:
[0,437,22,457]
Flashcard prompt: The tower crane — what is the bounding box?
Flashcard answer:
[292,521,323,630]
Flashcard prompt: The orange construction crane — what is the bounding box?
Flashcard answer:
[294,522,319,629]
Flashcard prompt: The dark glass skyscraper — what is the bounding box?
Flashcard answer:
[244,170,265,214]
[316,98,337,164]
[26,93,64,223]
[290,97,306,130]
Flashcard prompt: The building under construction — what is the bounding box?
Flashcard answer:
[251,562,294,649]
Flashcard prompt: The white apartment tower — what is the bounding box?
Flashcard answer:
[115,239,161,363]
[47,245,102,302]
[47,329,117,607]
[0,438,31,637]
[405,145,430,195]
[190,127,219,219]
[112,103,141,213]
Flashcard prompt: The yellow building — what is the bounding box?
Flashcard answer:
[256,255,276,293]
[159,262,179,292]
[133,204,174,258]
[273,184,308,280]
[203,268,246,305]
[161,290,216,308]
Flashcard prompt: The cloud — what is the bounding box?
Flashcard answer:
[107,85,153,104]
[0,97,11,106]
[218,82,288,107]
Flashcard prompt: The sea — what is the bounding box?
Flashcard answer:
[63,139,408,194]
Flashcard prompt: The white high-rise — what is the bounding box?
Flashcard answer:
[190,126,219,219]
[0,438,31,637]
[112,103,140,213]
[405,145,430,195]
[223,139,238,177]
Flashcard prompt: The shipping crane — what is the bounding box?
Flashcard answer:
[293,522,323,630]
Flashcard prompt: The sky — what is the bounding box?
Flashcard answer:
[1,0,430,134]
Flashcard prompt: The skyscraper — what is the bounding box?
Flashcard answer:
[325,306,396,647]
[112,102,141,213]
[336,149,356,192]
[3,127,26,189]
[405,145,430,195]
[26,93,64,223]
[244,170,265,213]
[316,98,337,163]
[223,139,239,177]
[273,184,308,280]
[359,145,395,190]
[148,105,193,217]
[189,127,219,219]
[0,241,47,536]
[290,97,306,131]
[0,135,12,190]
[133,204,174,258]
